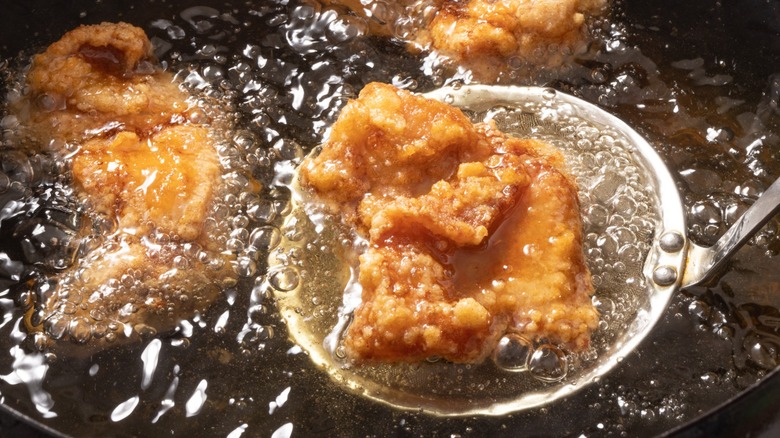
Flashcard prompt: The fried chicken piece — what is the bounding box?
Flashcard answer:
[73,125,220,242]
[301,79,486,211]
[423,0,606,79]
[20,21,188,142]
[317,0,605,80]
[12,22,235,350]
[41,234,227,346]
[301,83,597,363]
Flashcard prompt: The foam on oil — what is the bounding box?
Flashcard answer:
[0,0,778,436]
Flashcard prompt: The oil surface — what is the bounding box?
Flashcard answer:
[0,0,779,437]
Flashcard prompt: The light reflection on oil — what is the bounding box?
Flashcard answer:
[0,0,778,436]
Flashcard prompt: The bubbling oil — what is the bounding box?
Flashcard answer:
[0,0,778,436]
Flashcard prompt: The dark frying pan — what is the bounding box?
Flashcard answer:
[1,0,780,436]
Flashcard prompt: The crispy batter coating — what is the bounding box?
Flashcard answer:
[423,0,605,79]
[301,83,597,363]
[14,23,234,350]
[301,80,486,217]
[318,0,605,80]
[74,125,220,241]
[21,21,188,142]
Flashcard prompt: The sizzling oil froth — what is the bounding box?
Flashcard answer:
[0,0,778,436]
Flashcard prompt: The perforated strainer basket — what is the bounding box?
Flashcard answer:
[267,85,780,416]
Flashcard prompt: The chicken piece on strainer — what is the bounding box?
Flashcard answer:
[301,83,598,363]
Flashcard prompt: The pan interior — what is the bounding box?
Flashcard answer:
[1,0,778,435]
[269,85,685,415]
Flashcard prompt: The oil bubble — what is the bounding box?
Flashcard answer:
[269,267,300,292]
[687,300,710,321]
[91,322,108,339]
[283,219,305,242]
[585,204,610,228]
[492,333,532,372]
[249,226,281,251]
[612,195,637,216]
[690,201,721,225]
[619,244,644,263]
[592,296,615,315]
[748,340,778,370]
[590,171,625,203]
[596,233,618,255]
[226,238,245,253]
[715,324,734,340]
[33,332,49,351]
[247,305,268,324]
[44,315,68,340]
[235,256,257,278]
[700,372,718,386]
[723,201,748,227]
[68,317,92,343]
[528,344,568,382]
[326,17,362,43]
[1,151,35,184]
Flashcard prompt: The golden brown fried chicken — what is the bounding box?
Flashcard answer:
[301,83,597,363]
[20,22,188,142]
[318,0,605,80]
[12,22,235,350]
[423,0,606,79]
[73,125,219,242]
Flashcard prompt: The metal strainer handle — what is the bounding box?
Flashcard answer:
[682,176,780,288]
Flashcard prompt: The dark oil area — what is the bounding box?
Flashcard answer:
[0,0,779,437]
